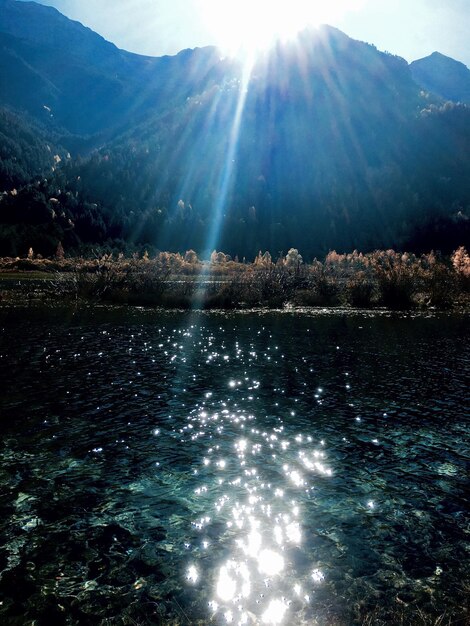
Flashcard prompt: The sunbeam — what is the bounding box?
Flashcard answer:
[200,57,255,259]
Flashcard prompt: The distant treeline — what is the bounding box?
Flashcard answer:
[2,247,469,310]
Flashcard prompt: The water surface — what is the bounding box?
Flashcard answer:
[0,308,468,625]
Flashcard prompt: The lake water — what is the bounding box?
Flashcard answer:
[0,307,468,625]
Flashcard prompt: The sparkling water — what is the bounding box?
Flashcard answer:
[0,308,468,625]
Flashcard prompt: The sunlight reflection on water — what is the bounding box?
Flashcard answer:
[183,369,334,625]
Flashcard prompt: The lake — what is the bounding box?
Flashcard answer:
[0,307,468,625]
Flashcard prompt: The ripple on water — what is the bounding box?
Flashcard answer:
[0,309,468,625]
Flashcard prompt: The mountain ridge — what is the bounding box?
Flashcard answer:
[5,0,469,69]
[410,51,470,104]
[0,0,468,258]
[1,0,467,138]
[0,0,236,136]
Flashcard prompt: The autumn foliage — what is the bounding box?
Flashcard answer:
[0,247,468,309]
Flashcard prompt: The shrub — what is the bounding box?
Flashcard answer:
[370,250,419,309]
[344,272,376,307]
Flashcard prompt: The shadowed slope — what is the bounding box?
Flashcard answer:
[411,52,470,104]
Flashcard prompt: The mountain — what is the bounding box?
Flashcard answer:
[0,0,469,258]
[0,0,233,137]
[410,52,470,104]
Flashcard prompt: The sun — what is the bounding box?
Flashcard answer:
[200,0,364,57]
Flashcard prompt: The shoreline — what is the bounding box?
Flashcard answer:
[1,249,469,311]
[1,274,469,313]
[1,281,468,316]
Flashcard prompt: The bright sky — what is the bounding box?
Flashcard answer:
[19,0,470,65]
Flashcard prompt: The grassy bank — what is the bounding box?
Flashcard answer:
[1,248,469,310]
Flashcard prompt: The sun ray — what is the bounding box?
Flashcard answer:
[201,57,254,259]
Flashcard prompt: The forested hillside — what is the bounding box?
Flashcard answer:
[0,0,469,259]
